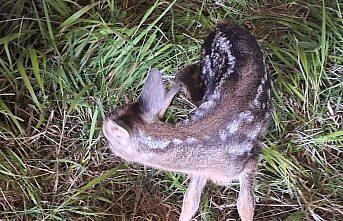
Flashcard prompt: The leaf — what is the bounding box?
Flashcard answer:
[0,33,21,45]
[67,84,93,114]
[0,101,25,135]
[82,105,99,163]
[50,166,121,218]
[29,49,45,94]
[314,131,343,143]
[285,210,305,221]
[43,0,55,45]
[58,3,97,30]
[17,61,43,111]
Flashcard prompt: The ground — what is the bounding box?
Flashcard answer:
[0,0,342,220]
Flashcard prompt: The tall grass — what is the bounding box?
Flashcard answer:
[0,0,342,220]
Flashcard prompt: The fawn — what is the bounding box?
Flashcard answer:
[103,22,271,221]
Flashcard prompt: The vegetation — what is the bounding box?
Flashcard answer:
[0,0,342,220]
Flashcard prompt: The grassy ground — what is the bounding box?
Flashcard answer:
[0,0,342,220]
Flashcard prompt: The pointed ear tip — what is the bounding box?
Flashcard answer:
[148,68,162,77]
[150,68,160,73]
[141,68,164,92]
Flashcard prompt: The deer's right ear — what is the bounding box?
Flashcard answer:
[139,69,167,121]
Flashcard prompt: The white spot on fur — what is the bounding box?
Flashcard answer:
[186,137,197,144]
[265,112,270,120]
[212,32,236,75]
[211,90,221,101]
[267,88,271,99]
[247,123,261,139]
[257,84,263,97]
[192,89,222,121]
[194,31,238,122]
[252,84,263,107]
[199,100,215,110]
[172,138,183,145]
[193,110,204,119]
[239,111,254,122]
[219,111,254,142]
[261,77,265,84]
[263,55,268,80]
[220,111,255,140]
[228,141,253,155]
[204,135,211,140]
[227,119,240,134]
[203,55,213,80]
[181,119,190,125]
[141,136,170,149]
[202,31,235,96]
[219,130,227,141]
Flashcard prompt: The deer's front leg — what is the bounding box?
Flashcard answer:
[180,176,207,221]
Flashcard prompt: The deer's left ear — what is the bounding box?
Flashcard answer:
[138,69,167,120]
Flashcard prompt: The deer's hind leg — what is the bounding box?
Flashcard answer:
[180,176,207,221]
[237,160,257,221]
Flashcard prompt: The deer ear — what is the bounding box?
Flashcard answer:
[139,69,166,120]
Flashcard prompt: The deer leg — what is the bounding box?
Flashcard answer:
[237,164,256,221]
[179,176,207,221]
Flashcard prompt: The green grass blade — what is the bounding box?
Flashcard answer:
[314,131,343,143]
[0,101,25,135]
[49,166,121,218]
[42,0,59,55]
[58,3,97,30]
[17,61,43,112]
[67,84,93,114]
[0,33,21,45]
[82,105,98,163]
[29,49,45,94]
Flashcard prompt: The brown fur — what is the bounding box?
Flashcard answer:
[103,22,271,221]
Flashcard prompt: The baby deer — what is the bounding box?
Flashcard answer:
[103,22,271,221]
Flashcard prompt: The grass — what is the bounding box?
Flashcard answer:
[0,0,342,220]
